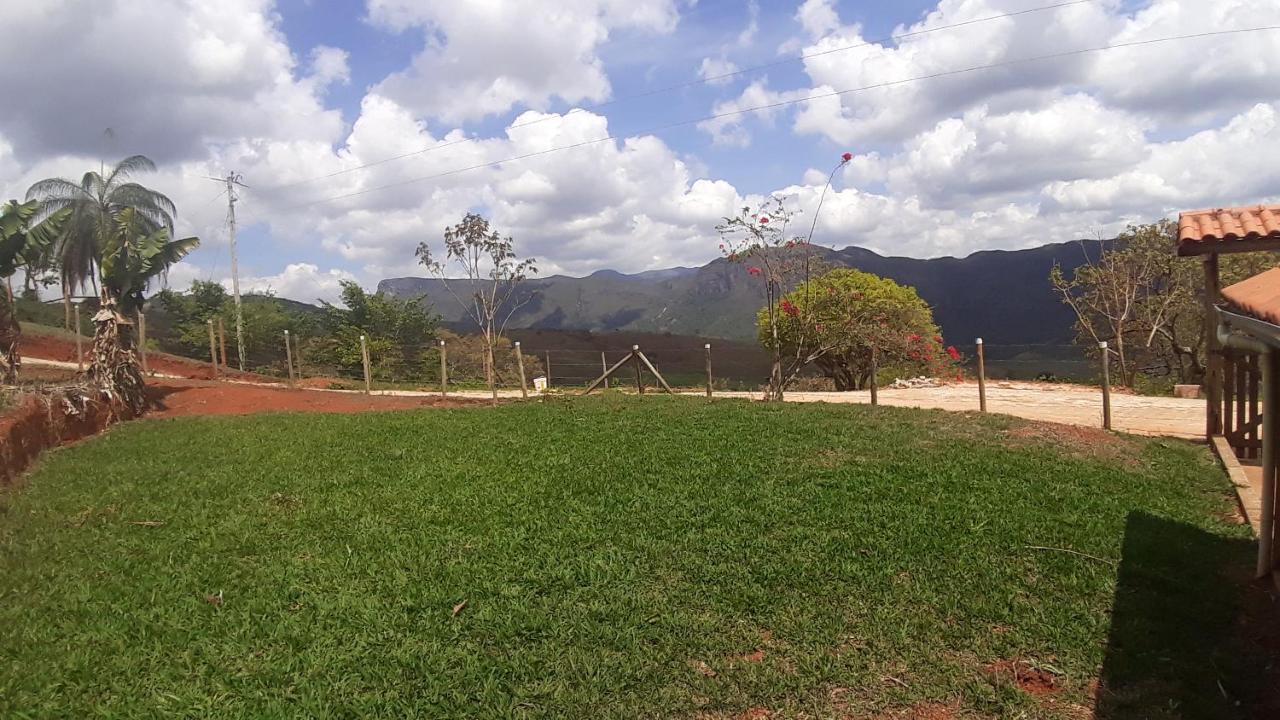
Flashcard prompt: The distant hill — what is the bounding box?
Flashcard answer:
[378,241,1104,346]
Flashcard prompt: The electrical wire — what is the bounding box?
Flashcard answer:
[260,0,1098,192]
[274,25,1280,212]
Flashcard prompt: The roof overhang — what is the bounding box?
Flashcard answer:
[1178,205,1280,256]
[1218,307,1280,348]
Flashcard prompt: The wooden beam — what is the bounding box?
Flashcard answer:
[1178,237,1280,257]
[581,351,635,395]
[636,350,675,394]
[1205,254,1223,438]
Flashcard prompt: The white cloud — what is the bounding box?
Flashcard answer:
[698,57,740,85]
[235,263,359,304]
[366,0,680,123]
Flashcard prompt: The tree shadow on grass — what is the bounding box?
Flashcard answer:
[1096,511,1280,719]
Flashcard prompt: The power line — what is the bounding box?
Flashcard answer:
[262,0,1097,192]
[274,25,1280,212]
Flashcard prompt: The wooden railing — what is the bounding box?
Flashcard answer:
[1222,348,1264,459]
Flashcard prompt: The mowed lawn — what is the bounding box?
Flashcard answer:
[0,397,1267,718]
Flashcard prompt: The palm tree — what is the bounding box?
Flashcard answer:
[90,207,198,414]
[0,200,70,382]
[26,155,176,329]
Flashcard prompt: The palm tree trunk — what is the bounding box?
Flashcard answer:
[0,278,20,384]
[87,292,147,416]
[63,285,72,331]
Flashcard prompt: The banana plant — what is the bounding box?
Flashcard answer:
[90,207,199,413]
[0,200,71,382]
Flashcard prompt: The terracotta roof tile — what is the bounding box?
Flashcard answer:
[1178,204,1280,253]
[1222,267,1280,327]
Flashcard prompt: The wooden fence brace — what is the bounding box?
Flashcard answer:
[635,350,674,394]
[976,338,987,413]
[601,351,609,389]
[869,345,878,406]
[359,334,372,395]
[137,311,149,375]
[632,345,643,394]
[74,303,84,372]
[581,351,637,395]
[1099,341,1112,431]
[284,330,296,388]
[207,320,219,377]
[439,339,448,398]
[514,341,528,399]
[705,343,713,398]
[218,317,228,369]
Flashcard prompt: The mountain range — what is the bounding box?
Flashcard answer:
[378,241,1105,347]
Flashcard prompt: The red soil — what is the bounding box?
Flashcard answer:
[21,332,270,382]
[0,391,130,486]
[147,379,480,418]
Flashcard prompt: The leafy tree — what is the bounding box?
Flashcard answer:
[416,214,536,401]
[0,200,71,381]
[90,208,199,414]
[1050,221,1277,387]
[153,280,229,358]
[763,268,953,391]
[26,155,177,329]
[306,281,439,381]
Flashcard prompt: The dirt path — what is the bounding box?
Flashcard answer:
[147,379,482,418]
[703,381,1203,438]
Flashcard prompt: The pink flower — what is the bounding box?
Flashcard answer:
[781,299,799,317]
[747,266,762,276]
[842,152,853,162]
[759,216,769,224]
[946,345,961,361]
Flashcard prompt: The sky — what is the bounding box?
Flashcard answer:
[0,0,1277,304]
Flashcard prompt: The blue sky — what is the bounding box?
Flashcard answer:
[0,0,1276,302]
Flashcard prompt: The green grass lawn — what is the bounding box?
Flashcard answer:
[0,397,1267,718]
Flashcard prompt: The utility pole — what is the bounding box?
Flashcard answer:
[207,172,249,371]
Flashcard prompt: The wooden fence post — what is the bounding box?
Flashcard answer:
[359,334,371,394]
[545,351,552,389]
[207,320,219,377]
[284,330,296,388]
[632,345,643,394]
[74,303,84,372]
[137,311,149,375]
[869,345,878,406]
[1099,341,1112,431]
[293,333,304,380]
[439,339,448,398]
[705,343,713,398]
[514,341,528,399]
[218,317,228,369]
[976,338,987,412]
[601,351,609,390]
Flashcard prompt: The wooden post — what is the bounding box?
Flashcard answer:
[581,351,636,395]
[632,345,643,394]
[439,339,448,398]
[217,317,228,370]
[705,343,713,398]
[869,345,879,406]
[1204,254,1223,439]
[514,341,528,399]
[359,334,371,395]
[1258,350,1276,578]
[74,303,84,372]
[976,338,987,412]
[293,333,304,380]
[137,310,149,375]
[601,351,609,390]
[207,320,219,377]
[545,351,552,389]
[284,330,296,388]
[1099,341,1112,431]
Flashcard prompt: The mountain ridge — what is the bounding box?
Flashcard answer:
[378,240,1103,345]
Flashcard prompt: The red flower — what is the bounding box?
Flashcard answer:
[747,266,762,276]
[908,333,921,343]
[759,217,769,224]
[842,152,853,162]
[781,299,799,317]
[946,345,961,361]
[934,335,943,344]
